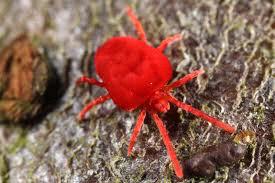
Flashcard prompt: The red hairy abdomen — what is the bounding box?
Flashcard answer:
[95,37,172,110]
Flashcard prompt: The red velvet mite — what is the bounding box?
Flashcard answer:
[76,6,236,178]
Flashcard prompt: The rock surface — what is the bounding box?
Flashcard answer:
[0,0,274,182]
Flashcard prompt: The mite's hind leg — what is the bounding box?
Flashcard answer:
[166,94,236,133]
[150,112,183,178]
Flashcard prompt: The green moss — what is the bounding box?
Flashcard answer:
[163,166,173,183]
[215,167,229,182]
[131,166,146,183]
[0,154,9,183]
[253,105,265,123]
[114,178,122,183]
[262,180,274,183]
[7,129,27,154]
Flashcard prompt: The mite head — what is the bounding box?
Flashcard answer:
[147,91,170,113]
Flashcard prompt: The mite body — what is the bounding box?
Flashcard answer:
[95,37,172,111]
[76,6,236,178]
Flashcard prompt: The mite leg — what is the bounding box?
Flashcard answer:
[166,94,236,133]
[127,109,146,156]
[76,76,104,87]
[165,70,204,91]
[78,94,111,121]
[150,112,183,178]
[126,6,147,42]
[157,34,182,52]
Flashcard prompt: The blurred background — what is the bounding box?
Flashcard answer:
[0,0,274,182]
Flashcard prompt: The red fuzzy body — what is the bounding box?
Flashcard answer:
[95,37,172,111]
